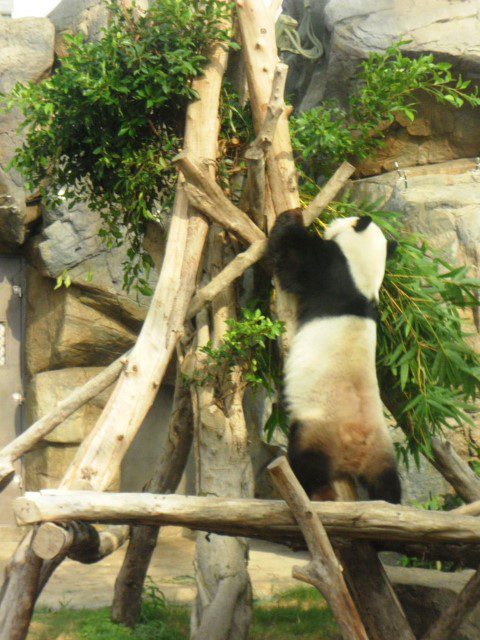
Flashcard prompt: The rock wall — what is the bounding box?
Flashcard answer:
[285,0,480,175]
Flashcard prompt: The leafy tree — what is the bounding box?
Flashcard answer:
[4,0,234,293]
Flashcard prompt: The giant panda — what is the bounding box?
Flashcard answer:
[267,208,401,503]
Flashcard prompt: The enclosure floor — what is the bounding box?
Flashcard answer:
[0,526,307,609]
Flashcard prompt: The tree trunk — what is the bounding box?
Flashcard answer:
[190,229,254,640]
[111,364,193,627]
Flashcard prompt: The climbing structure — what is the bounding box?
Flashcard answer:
[1,2,480,640]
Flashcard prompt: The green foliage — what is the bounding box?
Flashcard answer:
[4,0,234,293]
[290,41,480,179]
[32,587,338,640]
[189,307,284,396]
[317,197,480,460]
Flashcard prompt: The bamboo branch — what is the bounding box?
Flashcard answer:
[174,152,265,245]
[15,491,480,547]
[268,457,368,640]
[421,564,480,640]
[0,353,127,487]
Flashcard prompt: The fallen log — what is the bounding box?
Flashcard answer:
[15,492,480,548]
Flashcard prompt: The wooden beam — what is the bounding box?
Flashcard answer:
[32,522,129,563]
[268,457,368,640]
[0,353,127,487]
[14,492,480,549]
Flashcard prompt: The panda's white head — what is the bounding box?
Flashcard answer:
[324,216,391,302]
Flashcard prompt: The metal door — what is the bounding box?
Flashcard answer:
[0,256,24,525]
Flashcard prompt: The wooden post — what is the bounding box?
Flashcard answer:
[337,541,415,640]
[111,364,193,627]
[268,457,368,640]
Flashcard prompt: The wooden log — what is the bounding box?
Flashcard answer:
[454,500,480,517]
[237,0,299,214]
[303,162,356,226]
[111,367,193,627]
[15,492,480,546]
[0,353,126,487]
[268,457,368,640]
[430,437,480,503]
[32,522,129,563]
[0,530,42,640]
[174,152,265,245]
[421,563,480,640]
[187,240,266,319]
[337,541,415,640]
[190,228,253,640]
[246,63,287,153]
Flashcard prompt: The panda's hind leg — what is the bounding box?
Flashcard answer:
[363,465,402,504]
[287,421,334,500]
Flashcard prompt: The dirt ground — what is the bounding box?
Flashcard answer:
[1,526,307,609]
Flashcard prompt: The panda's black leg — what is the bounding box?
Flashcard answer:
[287,421,333,500]
[363,465,402,504]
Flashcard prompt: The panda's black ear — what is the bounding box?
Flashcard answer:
[387,239,398,260]
[354,216,372,232]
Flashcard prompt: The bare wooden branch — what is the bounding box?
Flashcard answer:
[187,240,266,319]
[421,563,480,640]
[303,162,356,226]
[0,353,127,487]
[454,500,480,517]
[15,491,480,547]
[246,63,288,152]
[174,152,265,245]
[430,437,480,503]
[237,0,299,213]
[268,457,368,640]
[244,151,266,229]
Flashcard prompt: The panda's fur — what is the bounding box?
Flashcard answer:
[267,209,401,503]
